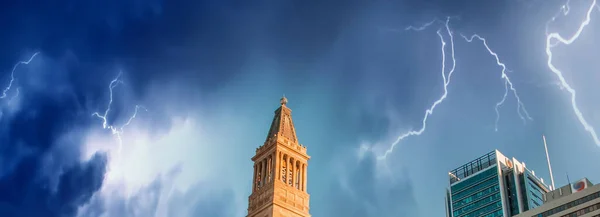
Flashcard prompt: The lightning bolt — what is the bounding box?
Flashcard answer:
[404,19,440,31]
[461,34,533,131]
[377,15,535,160]
[92,71,147,154]
[546,0,570,48]
[1,52,40,99]
[545,0,600,145]
[377,17,457,160]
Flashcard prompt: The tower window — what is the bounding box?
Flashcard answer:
[282,155,288,183]
[256,171,262,190]
[281,166,287,182]
[295,169,300,189]
[267,157,272,183]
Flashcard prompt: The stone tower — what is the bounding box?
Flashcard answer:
[247,97,311,217]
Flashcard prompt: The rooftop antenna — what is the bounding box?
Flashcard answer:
[566,172,571,185]
[543,134,556,190]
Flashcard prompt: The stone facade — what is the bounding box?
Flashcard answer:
[247,97,311,217]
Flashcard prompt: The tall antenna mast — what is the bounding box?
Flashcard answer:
[543,135,556,190]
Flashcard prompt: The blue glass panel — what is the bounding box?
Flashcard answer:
[451,166,498,193]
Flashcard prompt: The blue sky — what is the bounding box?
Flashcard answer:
[1,0,600,216]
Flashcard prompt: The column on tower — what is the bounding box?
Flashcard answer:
[298,163,302,191]
[275,151,280,182]
[299,163,303,191]
[272,153,277,182]
[303,163,307,192]
[270,154,274,182]
[253,164,257,192]
[291,159,296,188]
[300,163,304,191]
[299,163,302,189]
[293,160,297,188]
[262,158,267,187]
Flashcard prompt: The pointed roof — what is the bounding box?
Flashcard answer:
[265,96,298,143]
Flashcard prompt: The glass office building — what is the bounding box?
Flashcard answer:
[445,150,551,217]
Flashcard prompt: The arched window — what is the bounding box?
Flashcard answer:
[253,165,258,192]
[261,158,267,187]
[281,155,287,182]
[288,158,294,186]
[295,161,301,189]
[267,155,272,183]
[256,162,262,190]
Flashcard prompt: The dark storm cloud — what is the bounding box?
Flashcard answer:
[0,53,108,216]
[1,0,378,96]
[0,153,106,217]
[0,0,161,60]
[103,0,374,93]
[54,153,107,214]
[2,0,589,217]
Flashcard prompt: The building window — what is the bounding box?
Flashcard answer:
[532,192,600,217]
[558,202,600,217]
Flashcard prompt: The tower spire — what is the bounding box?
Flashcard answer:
[265,96,297,143]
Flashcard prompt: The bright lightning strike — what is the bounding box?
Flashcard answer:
[1,52,39,99]
[377,17,456,161]
[545,0,600,145]
[461,34,532,131]
[377,15,534,160]
[405,19,439,31]
[546,0,570,48]
[92,71,147,154]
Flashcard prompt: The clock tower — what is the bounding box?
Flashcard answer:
[247,97,311,217]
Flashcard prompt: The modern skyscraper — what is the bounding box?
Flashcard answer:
[247,97,311,217]
[445,150,551,217]
[514,178,600,217]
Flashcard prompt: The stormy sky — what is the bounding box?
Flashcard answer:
[1,0,599,216]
